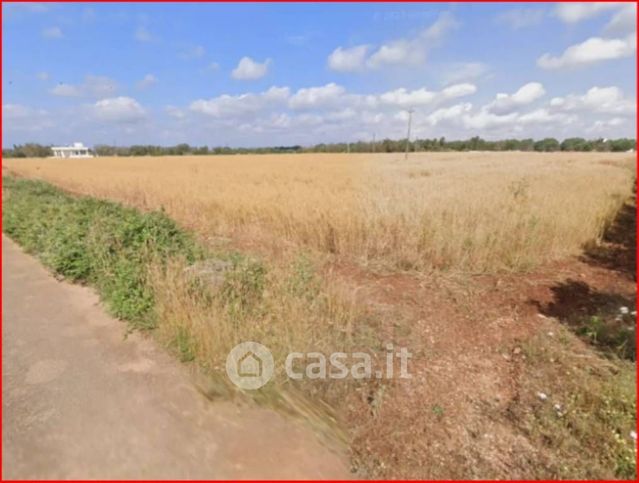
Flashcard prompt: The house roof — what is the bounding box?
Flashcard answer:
[52,144,89,150]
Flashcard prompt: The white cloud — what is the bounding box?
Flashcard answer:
[13,75,635,147]
[369,12,457,68]
[327,45,369,72]
[419,86,612,133]
[93,97,145,123]
[378,84,475,109]
[425,104,574,132]
[286,82,476,111]
[289,83,346,109]
[375,82,476,109]
[461,109,519,130]
[186,81,478,142]
[326,108,357,122]
[487,82,546,114]
[423,11,459,40]
[555,2,623,23]
[420,85,632,135]
[231,56,271,80]
[83,75,118,98]
[439,62,490,84]
[42,26,63,39]
[50,75,117,98]
[496,9,545,29]
[268,113,292,128]
[329,12,458,71]
[426,103,473,126]
[134,26,154,42]
[550,86,635,115]
[190,86,289,117]
[517,108,574,125]
[36,71,49,81]
[50,83,82,97]
[165,105,187,120]
[367,40,419,68]
[3,103,53,132]
[589,117,626,132]
[605,4,637,34]
[136,74,158,90]
[441,83,477,99]
[538,34,635,69]
[3,103,47,120]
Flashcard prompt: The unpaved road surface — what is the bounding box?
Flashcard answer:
[2,236,349,479]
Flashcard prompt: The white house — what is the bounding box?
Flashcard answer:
[52,142,93,158]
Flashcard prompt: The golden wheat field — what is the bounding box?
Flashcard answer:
[3,151,635,272]
[3,152,638,479]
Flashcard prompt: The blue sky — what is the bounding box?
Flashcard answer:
[2,2,637,147]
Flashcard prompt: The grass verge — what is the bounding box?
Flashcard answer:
[3,176,201,328]
[518,328,636,479]
[2,175,383,458]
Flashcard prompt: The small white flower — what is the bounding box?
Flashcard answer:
[554,403,562,411]
[547,331,554,337]
[630,431,637,441]
[620,306,629,315]
[631,311,637,316]
[537,392,548,401]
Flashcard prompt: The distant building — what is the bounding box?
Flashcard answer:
[52,142,93,158]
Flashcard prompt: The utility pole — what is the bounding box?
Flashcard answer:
[404,108,414,160]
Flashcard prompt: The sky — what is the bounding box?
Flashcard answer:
[2,1,637,148]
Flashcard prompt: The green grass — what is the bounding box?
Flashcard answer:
[575,313,637,361]
[2,176,202,329]
[520,328,637,479]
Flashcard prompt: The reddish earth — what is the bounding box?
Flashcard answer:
[326,196,636,478]
[208,194,635,478]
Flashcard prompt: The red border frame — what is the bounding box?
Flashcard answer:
[0,1,637,481]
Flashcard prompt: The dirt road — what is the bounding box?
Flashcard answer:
[1,236,349,479]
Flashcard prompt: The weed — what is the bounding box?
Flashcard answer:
[219,255,266,317]
[2,176,200,328]
[431,404,445,420]
[519,330,636,479]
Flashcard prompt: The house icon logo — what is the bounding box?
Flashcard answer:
[226,342,274,390]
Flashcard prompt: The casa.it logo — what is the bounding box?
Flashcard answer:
[226,341,412,390]
[225,341,275,390]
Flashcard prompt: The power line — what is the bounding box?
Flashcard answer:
[404,108,414,160]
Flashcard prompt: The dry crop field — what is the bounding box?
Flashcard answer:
[3,151,637,478]
[3,152,634,272]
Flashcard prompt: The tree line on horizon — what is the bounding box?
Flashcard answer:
[3,136,636,158]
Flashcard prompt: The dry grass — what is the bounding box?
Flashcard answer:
[147,254,382,438]
[3,152,636,478]
[4,151,634,272]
